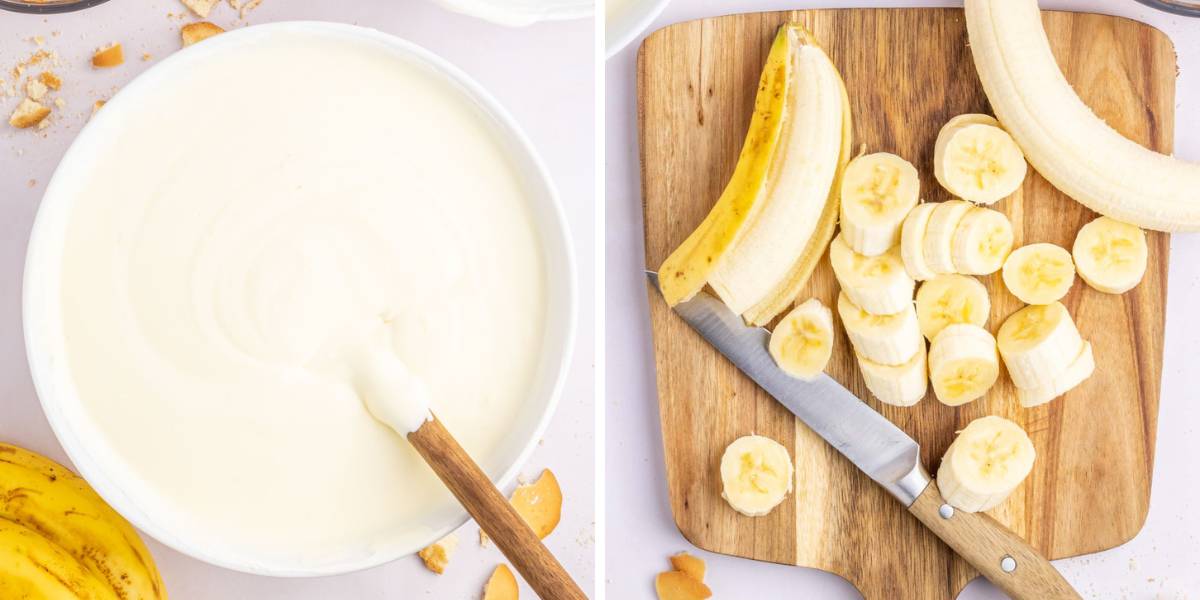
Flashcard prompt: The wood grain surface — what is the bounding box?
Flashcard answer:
[638,9,1172,599]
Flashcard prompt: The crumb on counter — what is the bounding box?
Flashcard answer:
[38,71,60,90]
[240,0,263,19]
[92,43,124,68]
[142,52,153,61]
[9,98,50,129]
[181,0,219,18]
[655,552,712,600]
[92,99,106,115]
[181,21,225,47]
[416,533,457,575]
[25,78,47,101]
[482,564,518,600]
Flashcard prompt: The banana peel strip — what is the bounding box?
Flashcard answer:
[656,27,793,306]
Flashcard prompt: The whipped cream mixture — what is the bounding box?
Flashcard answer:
[55,28,545,569]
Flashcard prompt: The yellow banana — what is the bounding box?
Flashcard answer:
[0,444,166,600]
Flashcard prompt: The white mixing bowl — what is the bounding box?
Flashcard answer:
[23,21,576,577]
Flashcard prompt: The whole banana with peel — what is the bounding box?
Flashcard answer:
[0,443,166,599]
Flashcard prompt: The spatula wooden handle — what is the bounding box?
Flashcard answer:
[908,481,1080,600]
[408,415,587,600]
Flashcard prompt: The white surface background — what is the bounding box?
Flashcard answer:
[606,1,1200,598]
[0,0,595,598]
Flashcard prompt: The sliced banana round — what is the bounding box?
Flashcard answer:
[1002,243,1075,305]
[1016,342,1095,408]
[856,345,927,407]
[829,235,915,315]
[952,207,1013,275]
[719,434,794,517]
[837,292,922,366]
[934,118,1027,205]
[997,302,1085,390]
[839,152,921,256]
[915,274,991,341]
[922,200,974,274]
[1072,216,1148,294]
[769,298,834,380]
[928,324,999,406]
[936,415,1035,513]
[901,202,939,281]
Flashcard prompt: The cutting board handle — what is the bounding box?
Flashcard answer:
[908,482,1081,599]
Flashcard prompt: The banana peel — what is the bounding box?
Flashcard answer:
[656,26,792,306]
[0,444,166,599]
[656,24,853,323]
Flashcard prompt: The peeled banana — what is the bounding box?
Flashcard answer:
[768,298,834,380]
[1016,342,1095,408]
[928,324,999,406]
[839,152,920,256]
[933,114,1027,205]
[922,200,974,274]
[965,0,1200,231]
[829,235,914,315]
[1072,216,1148,294]
[719,435,794,517]
[1002,243,1075,305]
[836,292,921,366]
[900,202,938,281]
[937,415,1036,513]
[996,302,1086,391]
[0,443,165,600]
[856,345,928,407]
[915,274,990,341]
[659,24,852,326]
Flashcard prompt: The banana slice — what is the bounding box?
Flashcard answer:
[839,152,921,256]
[1072,216,1148,294]
[836,292,922,366]
[769,298,834,380]
[856,345,928,407]
[915,274,991,341]
[900,202,938,281]
[719,435,794,517]
[996,302,1085,390]
[928,324,999,406]
[936,415,1035,513]
[1002,243,1075,305]
[934,118,1027,205]
[829,235,915,315]
[952,207,1013,275]
[939,113,1001,132]
[922,200,974,274]
[1016,342,1095,408]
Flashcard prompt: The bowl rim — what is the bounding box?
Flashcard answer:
[0,0,111,15]
[605,0,670,58]
[22,20,577,577]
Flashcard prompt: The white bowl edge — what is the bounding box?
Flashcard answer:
[22,20,577,578]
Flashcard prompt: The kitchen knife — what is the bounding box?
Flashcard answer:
[647,271,1081,600]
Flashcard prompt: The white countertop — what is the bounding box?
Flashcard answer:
[0,1,594,598]
[605,1,1200,598]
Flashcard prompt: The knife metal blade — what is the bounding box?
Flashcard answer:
[648,271,930,506]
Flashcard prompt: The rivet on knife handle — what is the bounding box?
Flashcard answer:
[909,482,1081,600]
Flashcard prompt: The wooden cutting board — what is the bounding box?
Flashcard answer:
[639,8,1172,599]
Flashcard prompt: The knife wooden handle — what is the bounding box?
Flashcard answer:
[408,416,588,600]
[908,482,1080,600]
